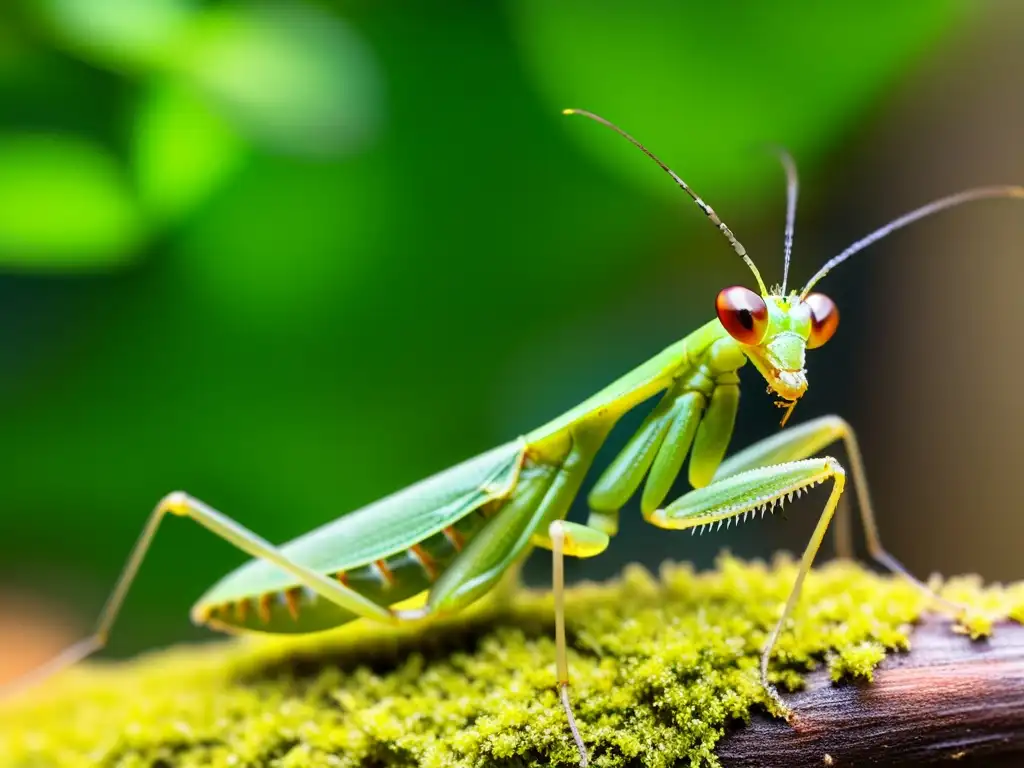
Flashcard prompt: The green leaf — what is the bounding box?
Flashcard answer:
[0,133,144,269]
[133,80,247,224]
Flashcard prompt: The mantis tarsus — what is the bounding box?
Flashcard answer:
[8,109,1023,768]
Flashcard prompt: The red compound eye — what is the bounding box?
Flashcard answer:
[716,286,769,345]
[804,292,839,349]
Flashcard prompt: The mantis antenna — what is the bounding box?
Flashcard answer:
[800,185,1024,298]
[563,108,769,296]
[772,147,799,294]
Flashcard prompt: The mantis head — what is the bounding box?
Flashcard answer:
[562,107,1024,426]
[715,287,839,424]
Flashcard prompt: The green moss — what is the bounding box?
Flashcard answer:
[3,556,1022,767]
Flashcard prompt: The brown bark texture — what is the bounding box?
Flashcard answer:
[718,619,1024,767]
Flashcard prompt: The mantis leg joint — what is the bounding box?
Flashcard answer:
[158,491,193,517]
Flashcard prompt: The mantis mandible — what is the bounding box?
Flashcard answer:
[8,109,1023,768]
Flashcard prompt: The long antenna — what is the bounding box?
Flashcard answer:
[564,108,768,296]
[772,147,799,294]
[801,185,1024,298]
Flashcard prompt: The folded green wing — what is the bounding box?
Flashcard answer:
[200,440,524,603]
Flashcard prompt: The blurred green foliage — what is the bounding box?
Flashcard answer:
[512,1,960,194]
[0,134,142,266]
[0,0,968,655]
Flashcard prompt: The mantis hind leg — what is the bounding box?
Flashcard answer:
[1,492,405,699]
[712,415,965,615]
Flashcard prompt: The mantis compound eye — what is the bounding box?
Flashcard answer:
[716,286,769,345]
[804,292,839,349]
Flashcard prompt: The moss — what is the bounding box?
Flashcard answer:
[3,556,1022,768]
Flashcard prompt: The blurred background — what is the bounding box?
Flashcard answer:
[0,0,1021,682]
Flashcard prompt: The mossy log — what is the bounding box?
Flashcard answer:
[2,557,1023,767]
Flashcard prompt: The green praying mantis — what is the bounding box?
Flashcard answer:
[8,109,1024,767]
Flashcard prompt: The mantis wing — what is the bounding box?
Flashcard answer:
[201,323,717,608]
[200,440,524,604]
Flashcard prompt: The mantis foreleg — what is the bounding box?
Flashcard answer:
[588,352,744,532]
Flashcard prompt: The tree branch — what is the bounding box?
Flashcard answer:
[720,619,1024,767]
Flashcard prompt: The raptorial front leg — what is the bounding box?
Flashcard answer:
[712,415,966,615]
[649,456,846,710]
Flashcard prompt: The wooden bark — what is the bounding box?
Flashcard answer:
[718,619,1024,767]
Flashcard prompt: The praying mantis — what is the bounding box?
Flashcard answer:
[8,109,1024,768]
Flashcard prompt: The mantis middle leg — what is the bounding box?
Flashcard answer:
[711,415,963,612]
[547,449,843,765]
[648,414,969,709]
[544,519,611,768]
[649,454,847,710]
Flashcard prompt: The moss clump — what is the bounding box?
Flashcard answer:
[2,556,1022,767]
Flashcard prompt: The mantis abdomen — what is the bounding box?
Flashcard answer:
[199,503,494,633]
